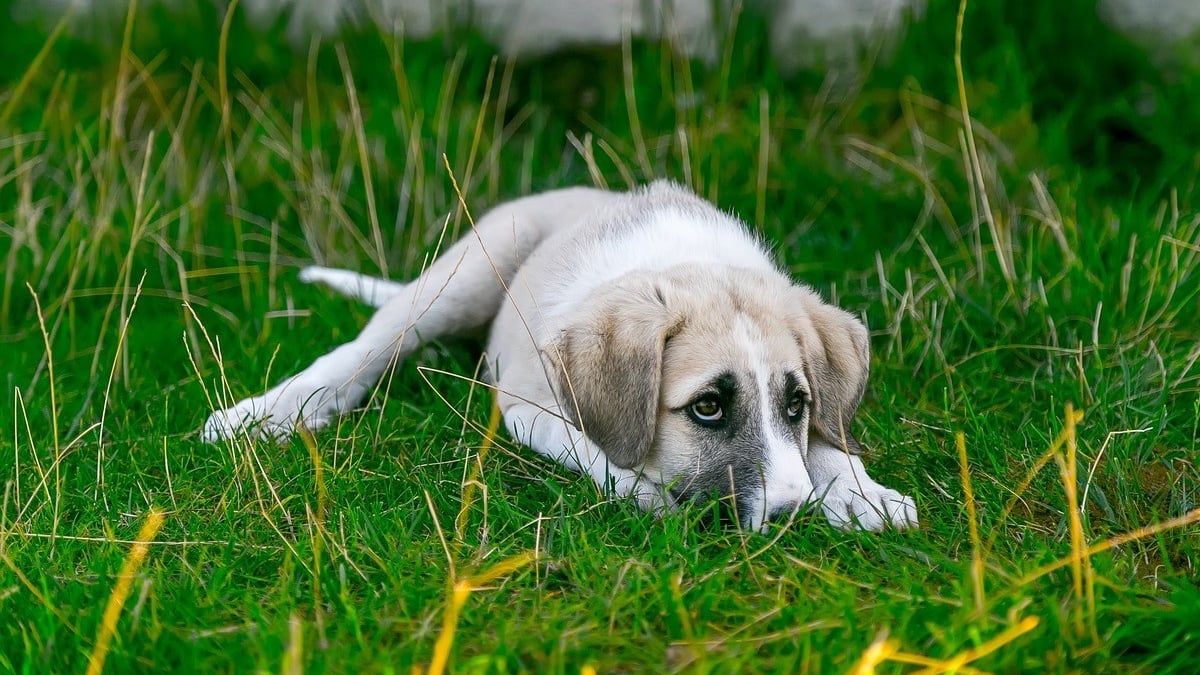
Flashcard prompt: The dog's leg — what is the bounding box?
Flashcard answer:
[202,189,606,442]
[806,441,918,530]
[499,398,670,514]
[298,266,406,307]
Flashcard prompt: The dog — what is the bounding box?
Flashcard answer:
[201,181,918,532]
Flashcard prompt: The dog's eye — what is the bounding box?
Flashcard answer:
[786,393,806,421]
[688,396,724,424]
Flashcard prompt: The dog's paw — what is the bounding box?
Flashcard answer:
[200,387,334,443]
[202,396,278,443]
[819,480,918,531]
[629,481,678,518]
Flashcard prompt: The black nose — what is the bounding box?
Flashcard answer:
[767,501,802,522]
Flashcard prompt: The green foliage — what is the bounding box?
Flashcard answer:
[1,0,1198,672]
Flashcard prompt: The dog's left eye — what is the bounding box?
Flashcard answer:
[786,393,806,421]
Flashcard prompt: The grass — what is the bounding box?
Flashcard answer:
[2,0,1199,671]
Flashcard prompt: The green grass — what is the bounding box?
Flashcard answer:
[2,0,1199,671]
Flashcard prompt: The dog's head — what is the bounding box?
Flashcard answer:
[544,265,870,530]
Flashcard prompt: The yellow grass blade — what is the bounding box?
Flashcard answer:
[86,508,166,675]
[983,407,1085,557]
[849,634,900,675]
[911,617,1039,675]
[957,431,984,615]
[1056,403,1094,641]
[1019,506,1200,586]
[456,399,502,543]
[283,612,304,675]
[427,552,536,675]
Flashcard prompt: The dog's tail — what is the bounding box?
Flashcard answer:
[299,266,404,308]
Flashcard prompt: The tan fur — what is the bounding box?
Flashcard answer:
[546,273,684,469]
[791,288,871,455]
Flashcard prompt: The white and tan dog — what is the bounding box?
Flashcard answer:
[202,181,917,532]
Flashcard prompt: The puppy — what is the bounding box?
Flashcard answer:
[202,181,918,532]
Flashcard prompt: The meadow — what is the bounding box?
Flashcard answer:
[2,0,1199,671]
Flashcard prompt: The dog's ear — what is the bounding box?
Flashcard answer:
[543,276,681,469]
[793,287,871,455]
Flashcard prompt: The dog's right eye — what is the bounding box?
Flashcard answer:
[688,396,725,425]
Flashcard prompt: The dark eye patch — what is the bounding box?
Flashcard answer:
[677,372,739,430]
[776,372,808,424]
[786,392,806,421]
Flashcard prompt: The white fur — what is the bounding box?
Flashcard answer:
[202,181,917,532]
[530,206,778,325]
[807,441,918,530]
[501,400,671,514]
[734,315,816,532]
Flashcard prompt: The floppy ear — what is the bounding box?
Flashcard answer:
[794,288,871,455]
[543,277,681,469]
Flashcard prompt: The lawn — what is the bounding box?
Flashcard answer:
[2,0,1199,672]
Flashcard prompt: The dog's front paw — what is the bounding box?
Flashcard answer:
[202,396,279,442]
[819,480,918,531]
[201,386,335,443]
